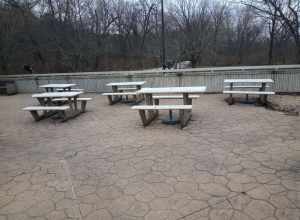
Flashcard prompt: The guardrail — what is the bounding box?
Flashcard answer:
[1,65,300,93]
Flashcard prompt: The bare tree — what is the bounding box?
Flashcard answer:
[243,0,300,62]
[210,1,228,65]
[171,0,212,67]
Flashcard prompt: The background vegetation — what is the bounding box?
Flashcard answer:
[0,0,299,74]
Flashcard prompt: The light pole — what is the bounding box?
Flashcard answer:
[161,0,166,69]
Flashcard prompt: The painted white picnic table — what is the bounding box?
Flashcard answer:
[105,81,146,104]
[39,83,77,92]
[32,91,83,117]
[135,86,207,127]
[224,79,274,105]
[224,79,274,83]
[138,86,206,105]
[224,78,273,91]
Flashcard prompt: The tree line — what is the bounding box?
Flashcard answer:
[0,0,299,74]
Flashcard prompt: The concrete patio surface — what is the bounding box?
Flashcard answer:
[0,94,299,220]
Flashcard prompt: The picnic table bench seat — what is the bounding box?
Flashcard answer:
[102,92,137,96]
[153,95,200,99]
[117,87,137,91]
[223,90,275,105]
[223,91,275,95]
[56,88,84,92]
[23,106,70,121]
[52,97,92,112]
[224,85,270,89]
[132,105,192,129]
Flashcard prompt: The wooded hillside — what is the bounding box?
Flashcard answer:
[0,0,299,74]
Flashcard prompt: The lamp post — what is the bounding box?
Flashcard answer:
[161,0,166,69]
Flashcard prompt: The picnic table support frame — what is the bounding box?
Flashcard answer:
[228,82,234,105]
[112,86,121,103]
[30,111,44,121]
[138,109,158,126]
[225,81,273,105]
[145,94,158,116]
[136,85,144,102]
[179,109,191,129]
[61,96,81,121]
[258,82,267,105]
[181,93,192,128]
[29,109,63,121]
[135,86,206,128]
[37,96,81,121]
[107,95,122,105]
[258,94,268,106]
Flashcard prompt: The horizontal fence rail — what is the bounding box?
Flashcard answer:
[1,65,300,93]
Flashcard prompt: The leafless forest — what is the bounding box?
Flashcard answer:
[0,0,299,74]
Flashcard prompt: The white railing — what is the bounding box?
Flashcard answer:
[1,64,300,93]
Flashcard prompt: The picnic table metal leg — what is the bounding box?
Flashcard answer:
[107,95,113,105]
[60,96,81,121]
[259,94,268,105]
[81,100,87,112]
[183,93,192,105]
[68,97,73,110]
[145,93,158,121]
[169,110,173,119]
[183,93,192,113]
[107,95,121,105]
[132,94,138,104]
[179,93,192,128]
[136,85,143,101]
[112,86,121,103]
[138,110,147,126]
[179,109,191,129]
[74,96,78,111]
[30,110,42,121]
[37,97,45,105]
[138,109,158,127]
[258,82,267,105]
[228,82,234,105]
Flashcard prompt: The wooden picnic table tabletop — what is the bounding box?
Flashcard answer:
[137,86,207,94]
[224,79,274,83]
[32,91,83,98]
[106,81,146,86]
[39,83,77,88]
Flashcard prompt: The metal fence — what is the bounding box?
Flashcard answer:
[1,65,300,93]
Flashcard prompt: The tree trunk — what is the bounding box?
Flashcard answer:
[268,21,275,65]
[297,43,300,64]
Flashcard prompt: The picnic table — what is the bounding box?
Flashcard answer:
[223,79,274,105]
[224,79,273,89]
[132,86,207,128]
[39,83,77,92]
[26,91,83,121]
[103,81,146,105]
[138,87,207,104]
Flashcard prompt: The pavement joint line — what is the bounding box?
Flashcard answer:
[60,159,83,220]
